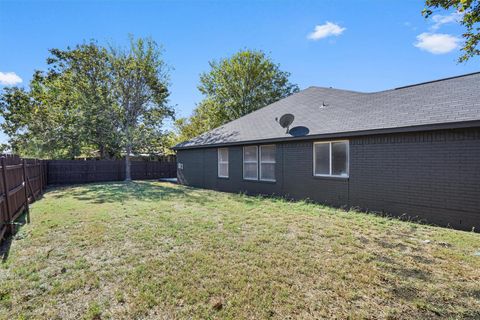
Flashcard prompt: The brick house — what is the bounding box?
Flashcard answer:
[173,72,480,231]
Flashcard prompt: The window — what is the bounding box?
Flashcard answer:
[314,141,349,177]
[243,145,276,181]
[243,146,258,180]
[260,145,276,181]
[218,148,229,178]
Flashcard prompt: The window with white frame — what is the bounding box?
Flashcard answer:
[217,148,229,178]
[260,145,276,181]
[314,141,349,177]
[243,146,258,180]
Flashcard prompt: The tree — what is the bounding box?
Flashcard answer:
[0,86,37,155]
[29,69,84,159]
[175,49,299,141]
[110,36,173,181]
[48,42,122,158]
[0,70,84,159]
[199,49,299,121]
[0,42,120,159]
[423,0,480,62]
[173,99,224,142]
[1,38,174,163]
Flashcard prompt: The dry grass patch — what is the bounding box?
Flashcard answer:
[0,181,479,319]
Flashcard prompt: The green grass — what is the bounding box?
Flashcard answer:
[1,181,479,319]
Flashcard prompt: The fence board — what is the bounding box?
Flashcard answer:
[0,156,46,241]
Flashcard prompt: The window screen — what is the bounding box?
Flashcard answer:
[243,146,258,180]
[314,141,349,177]
[314,143,330,175]
[260,145,276,181]
[218,148,229,178]
[331,142,348,176]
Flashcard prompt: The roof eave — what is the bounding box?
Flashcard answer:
[172,120,480,150]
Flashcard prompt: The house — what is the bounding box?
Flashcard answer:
[173,72,480,231]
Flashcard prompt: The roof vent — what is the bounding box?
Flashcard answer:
[276,113,295,133]
[320,101,328,108]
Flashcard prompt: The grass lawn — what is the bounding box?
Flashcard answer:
[1,181,479,319]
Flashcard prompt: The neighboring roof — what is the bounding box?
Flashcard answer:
[174,72,480,150]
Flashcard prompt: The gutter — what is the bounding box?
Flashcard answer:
[172,120,480,150]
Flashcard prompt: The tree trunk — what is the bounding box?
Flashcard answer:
[99,144,106,159]
[125,143,132,181]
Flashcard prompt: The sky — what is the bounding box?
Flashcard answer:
[1,0,479,145]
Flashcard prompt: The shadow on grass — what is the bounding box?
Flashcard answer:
[390,265,432,281]
[0,211,29,263]
[50,181,211,205]
[0,235,12,263]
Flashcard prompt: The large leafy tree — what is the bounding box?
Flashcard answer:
[0,86,38,156]
[174,99,224,142]
[0,42,118,158]
[31,69,84,159]
[1,38,174,165]
[423,0,480,62]
[0,70,84,158]
[48,42,122,158]
[175,49,299,141]
[110,37,173,180]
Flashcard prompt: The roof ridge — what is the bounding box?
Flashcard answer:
[307,86,367,94]
[393,71,480,90]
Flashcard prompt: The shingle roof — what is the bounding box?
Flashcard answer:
[174,72,480,149]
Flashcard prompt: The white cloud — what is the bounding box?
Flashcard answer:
[403,21,417,31]
[307,22,346,41]
[414,32,460,54]
[430,11,463,30]
[0,72,23,86]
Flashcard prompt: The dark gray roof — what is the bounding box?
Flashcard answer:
[174,72,480,149]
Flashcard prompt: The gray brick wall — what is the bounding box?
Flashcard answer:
[177,128,480,230]
[177,148,205,187]
[281,141,349,205]
[349,128,480,230]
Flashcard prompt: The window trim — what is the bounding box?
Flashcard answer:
[217,148,229,178]
[243,146,258,180]
[313,140,349,178]
[259,144,276,182]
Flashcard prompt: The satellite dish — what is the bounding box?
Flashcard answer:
[278,113,295,133]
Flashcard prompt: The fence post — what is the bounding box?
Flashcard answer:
[45,161,48,187]
[39,160,43,195]
[1,157,13,234]
[22,159,30,223]
[32,159,36,196]
[41,160,45,193]
[42,161,45,188]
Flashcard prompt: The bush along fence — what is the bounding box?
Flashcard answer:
[0,155,176,243]
[0,155,47,241]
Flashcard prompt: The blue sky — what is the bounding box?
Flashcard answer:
[0,0,478,144]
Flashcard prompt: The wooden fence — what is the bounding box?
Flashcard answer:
[0,156,47,241]
[47,158,177,185]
